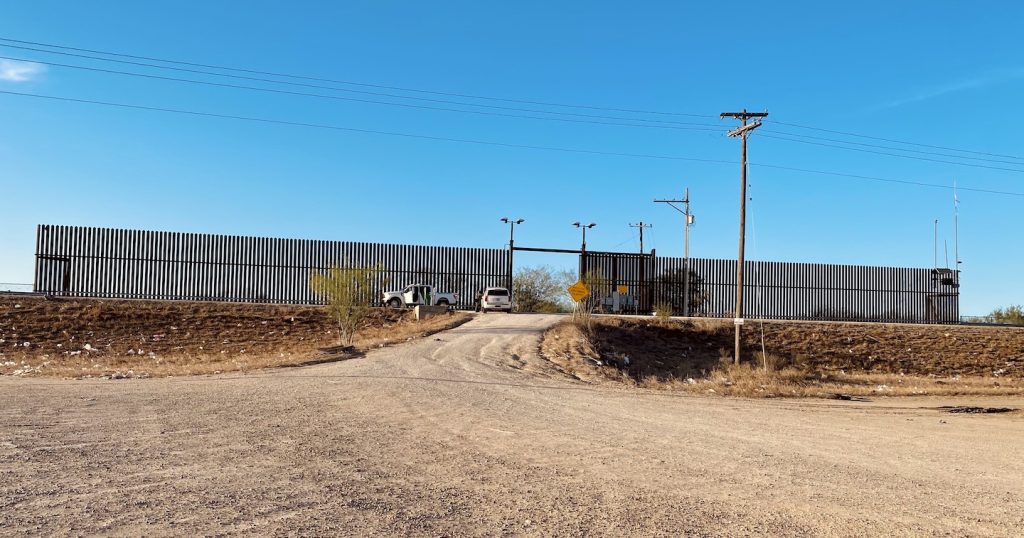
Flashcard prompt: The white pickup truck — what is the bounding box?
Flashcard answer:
[382,284,459,309]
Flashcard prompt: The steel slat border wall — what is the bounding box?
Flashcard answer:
[34,224,507,309]
[649,255,959,323]
[32,224,959,322]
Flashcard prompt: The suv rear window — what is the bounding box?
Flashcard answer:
[486,289,509,296]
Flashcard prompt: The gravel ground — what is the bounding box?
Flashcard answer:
[1,313,1022,536]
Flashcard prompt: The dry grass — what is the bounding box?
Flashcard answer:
[541,317,1024,398]
[0,296,470,378]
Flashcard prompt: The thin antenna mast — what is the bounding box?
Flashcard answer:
[953,179,960,268]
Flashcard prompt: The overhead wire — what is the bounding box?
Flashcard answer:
[2,88,1022,198]
[4,36,1017,164]
[0,89,734,164]
[765,119,1024,161]
[0,36,718,119]
[0,43,724,129]
[748,162,1024,197]
[760,129,1024,165]
[0,54,726,134]
[759,133,1024,174]
[610,235,636,250]
[12,47,1017,172]
[745,178,769,368]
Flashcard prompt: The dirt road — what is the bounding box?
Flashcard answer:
[2,313,1022,536]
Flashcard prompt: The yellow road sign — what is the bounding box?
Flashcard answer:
[567,280,590,302]
[617,285,628,295]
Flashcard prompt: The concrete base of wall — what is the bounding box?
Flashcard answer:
[415,305,451,321]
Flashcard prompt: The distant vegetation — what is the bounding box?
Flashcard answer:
[513,265,575,313]
[654,269,707,316]
[988,305,1024,326]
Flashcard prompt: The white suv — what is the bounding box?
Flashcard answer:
[480,287,512,313]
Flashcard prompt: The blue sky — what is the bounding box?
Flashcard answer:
[1,1,1022,314]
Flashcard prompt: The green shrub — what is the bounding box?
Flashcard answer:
[989,305,1024,325]
[309,264,382,345]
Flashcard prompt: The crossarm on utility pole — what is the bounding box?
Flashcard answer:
[655,189,693,316]
[721,109,767,365]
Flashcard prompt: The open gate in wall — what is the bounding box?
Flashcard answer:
[34,224,959,323]
[514,245,958,323]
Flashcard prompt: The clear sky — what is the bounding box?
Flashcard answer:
[1,1,1022,314]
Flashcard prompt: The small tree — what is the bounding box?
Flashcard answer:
[989,305,1024,325]
[513,265,575,313]
[654,268,707,316]
[309,264,382,346]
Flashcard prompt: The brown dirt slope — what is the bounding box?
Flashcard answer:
[542,317,1024,397]
[0,296,469,378]
[2,313,1023,536]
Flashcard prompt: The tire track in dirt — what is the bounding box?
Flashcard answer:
[1,313,1023,536]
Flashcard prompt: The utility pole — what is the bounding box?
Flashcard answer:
[721,109,768,365]
[629,222,653,315]
[629,221,652,254]
[656,188,694,315]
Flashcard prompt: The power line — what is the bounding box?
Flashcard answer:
[761,129,1024,165]
[3,88,1022,198]
[766,119,1024,161]
[0,54,726,134]
[759,133,1024,174]
[749,162,1024,197]
[28,49,1008,168]
[0,43,723,129]
[0,89,734,164]
[4,36,1017,163]
[0,35,717,119]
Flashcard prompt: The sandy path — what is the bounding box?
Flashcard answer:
[1,313,1022,536]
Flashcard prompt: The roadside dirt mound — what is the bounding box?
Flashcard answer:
[0,296,469,378]
[542,317,1024,397]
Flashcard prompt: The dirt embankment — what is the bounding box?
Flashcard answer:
[0,296,470,378]
[542,317,1024,397]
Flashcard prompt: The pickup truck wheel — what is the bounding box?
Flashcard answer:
[387,298,402,309]
[437,299,449,307]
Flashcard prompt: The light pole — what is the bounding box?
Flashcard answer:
[500,218,524,294]
[573,222,596,277]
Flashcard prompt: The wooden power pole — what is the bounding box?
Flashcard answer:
[629,221,653,254]
[721,109,767,365]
